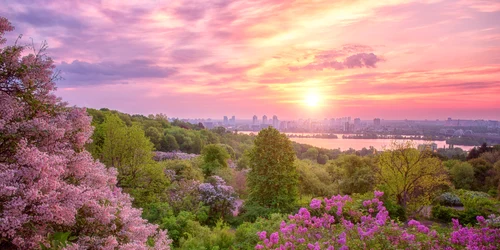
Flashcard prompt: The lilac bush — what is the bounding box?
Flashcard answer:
[199,176,236,220]
[256,191,500,249]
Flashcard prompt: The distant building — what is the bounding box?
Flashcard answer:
[230,115,236,126]
[262,115,268,125]
[223,116,228,126]
[272,115,279,128]
[374,118,381,126]
[252,115,258,125]
[203,121,214,129]
[354,118,361,126]
[344,122,350,132]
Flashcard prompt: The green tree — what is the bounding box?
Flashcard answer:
[447,160,475,190]
[317,154,329,165]
[377,141,450,215]
[92,114,168,206]
[330,155,376,195]
[145,126,163,150]
[468,158,493,191]
[302,147,319,161]
[296,160,336,197]
[162,134,180,151]
[201,144,230,177]
[247,127,298,213]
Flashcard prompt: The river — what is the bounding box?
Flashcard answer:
[239,131,475,151]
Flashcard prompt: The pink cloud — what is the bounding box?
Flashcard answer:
[1,0,499,120]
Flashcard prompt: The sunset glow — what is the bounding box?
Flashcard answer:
[1,0,499,120]
[305,92,320,107]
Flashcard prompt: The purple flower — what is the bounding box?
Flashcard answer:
[310,199,322,210]
[258,231,267,241]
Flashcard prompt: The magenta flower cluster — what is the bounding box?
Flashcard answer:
[255,191,500,249]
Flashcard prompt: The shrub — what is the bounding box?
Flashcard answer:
[432,205,458,222]
[436,192,463,207]
[256,191,500,249]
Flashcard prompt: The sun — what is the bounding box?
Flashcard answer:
[305,92,320,107]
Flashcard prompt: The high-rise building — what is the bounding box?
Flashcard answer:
[253,115,258,125]
[230,115,236,126]
[272,115,279,128]
[262,115,268,124]
[344,121,350,132]
[374,118,381,126]
[223,116,228,126]
[354,118,361,126]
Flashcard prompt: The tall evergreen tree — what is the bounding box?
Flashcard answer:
[247,127,298,212]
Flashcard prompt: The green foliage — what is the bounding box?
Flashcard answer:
[329,155,377,195]
[162,159,204,181]
[236,150,251,170]
[296,160,336,197]
[239,204,278,223]
[383,198,407,222]
[201,144,230,177]
[431,205,458,223]
[317,154,329,165]
[234,214,286,250]
[145,126,163,150]
[247,127,299,213]
[377,141,450,215]
[468,158,493,191]
[432,190,500,225]
[89,113,169,207]
[40,232,75,250]
[178,220,235,250]
[301,147,319,161]
[162,134,180,151]
[165,126,204,154]
[446,160,475,190]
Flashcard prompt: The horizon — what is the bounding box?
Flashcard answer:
[1,0,500,120]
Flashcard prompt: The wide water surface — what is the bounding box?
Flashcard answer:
[239,131,474,151]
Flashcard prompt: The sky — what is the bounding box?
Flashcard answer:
[1,0,500,120]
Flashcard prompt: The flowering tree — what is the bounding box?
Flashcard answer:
[199,176,236,221]
[0,17,171,249]
[256,191,500,249]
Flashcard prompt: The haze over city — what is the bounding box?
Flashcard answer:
[2,0,500,120]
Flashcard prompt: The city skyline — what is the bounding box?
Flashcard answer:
[1,1,500,120]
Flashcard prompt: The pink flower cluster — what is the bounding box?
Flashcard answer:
[255,191,500,249]
[0,18,171,249]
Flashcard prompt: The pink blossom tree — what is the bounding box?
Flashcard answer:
[0,17,171,249]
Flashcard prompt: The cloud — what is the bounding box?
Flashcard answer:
[290,52,383,71]
[199,63,258,75]
[10,7,86,29]
[344,53,382,68]
[174,5,207,21]
[170,49,210,64]
[57,60,177,86]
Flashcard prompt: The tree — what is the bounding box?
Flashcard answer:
[296,160,336,197]
[301,147,319,161]
[247,127,298,213]
[330,155,376,195]
[162,134,180,151]
[0,17,170,249]
[199,176,236,223]
[201,144,230,177]
[145,126,163,150]
[377,141,450,215]
[317,154,329,165]
[468,158,493,192]
[447,160,475,190]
